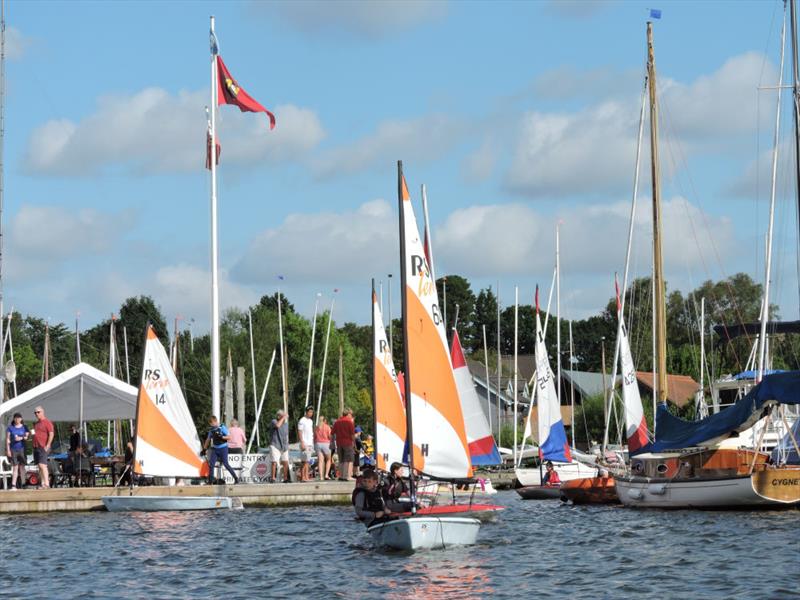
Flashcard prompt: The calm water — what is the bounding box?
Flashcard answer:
[1,490,798,599]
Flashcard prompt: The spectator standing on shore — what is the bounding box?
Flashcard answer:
[68,424,81,453]
[5,412,29,490]
[32,406,54,489]
[332,408,355,481]
[202,416,239,484]
[354,426,364,466]
[227,419,246,455]
[270,409,290,482]
[297,406,314,482]
[314,415,332,481]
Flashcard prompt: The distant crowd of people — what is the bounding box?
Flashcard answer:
[6,404,378,489]
[201,406,377,484]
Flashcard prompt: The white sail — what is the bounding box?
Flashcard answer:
[619,322,649,452]
[133,325,209,479]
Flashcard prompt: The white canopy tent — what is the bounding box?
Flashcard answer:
[0,362,137,423]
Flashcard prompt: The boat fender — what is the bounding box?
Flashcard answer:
[627,488,644,500]
[648,483,667,496]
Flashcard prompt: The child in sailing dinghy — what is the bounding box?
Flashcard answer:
[542,461,561,487]
[381,462,413,513]
[353,470,395,528]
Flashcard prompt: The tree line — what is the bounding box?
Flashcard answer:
[3,272,796,446]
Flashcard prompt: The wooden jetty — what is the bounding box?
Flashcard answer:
[0,481,355,514]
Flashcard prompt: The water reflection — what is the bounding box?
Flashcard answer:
[385,553,493,599]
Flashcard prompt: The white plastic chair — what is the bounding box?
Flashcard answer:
[0,456,12,490]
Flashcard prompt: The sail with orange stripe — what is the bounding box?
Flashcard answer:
[372,289,407,471]
[399,166,472,479]
[132,325,210,478]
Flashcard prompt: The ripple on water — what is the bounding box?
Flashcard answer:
[0,491,798,599]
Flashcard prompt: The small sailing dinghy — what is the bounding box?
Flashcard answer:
[366,163,481,550]
[102,325,236,512]
[517,288,593,499]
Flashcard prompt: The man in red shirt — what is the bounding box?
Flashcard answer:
[331,408,355,481]
[32,405,54,489]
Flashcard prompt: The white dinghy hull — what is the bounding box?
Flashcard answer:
[367,516,480,551]
[614,475,790,509]
[102,495,238,512]
[515,461,597,487]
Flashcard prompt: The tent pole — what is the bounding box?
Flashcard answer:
[78,374,84,488]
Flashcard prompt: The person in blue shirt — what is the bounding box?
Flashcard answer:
[5,412,29,490]
[202,415,239,485]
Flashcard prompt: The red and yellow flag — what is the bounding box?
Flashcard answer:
[216,56,276,129]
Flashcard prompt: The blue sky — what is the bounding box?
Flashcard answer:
[4,0,799,334]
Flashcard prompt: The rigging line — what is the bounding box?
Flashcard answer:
[657,98,747,371]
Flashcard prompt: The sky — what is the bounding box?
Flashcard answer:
[4,0,800,334]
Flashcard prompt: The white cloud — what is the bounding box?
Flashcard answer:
[6,205,135,281]
[506,101,642,197]
[507,52,776,198]
[24,88,324,176]
[434,196,737,280]
[233,199,398,284]
[660,52,776,139]
[313,114,463,178]
[257,0,447,38]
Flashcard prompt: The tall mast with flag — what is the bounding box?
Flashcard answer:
[207,17,275,417]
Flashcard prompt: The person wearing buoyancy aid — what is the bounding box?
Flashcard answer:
[202,416,239,484]
[352,469,393,528]
[382,462,413,513]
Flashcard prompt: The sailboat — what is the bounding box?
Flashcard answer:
[102,325,237,512]
[366,163,481,550]
[612,20,800,509]
[372,281,406,472]
[561,282,640,505]
[515,287,596,494]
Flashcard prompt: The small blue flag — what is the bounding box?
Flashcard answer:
[649,8,662,19]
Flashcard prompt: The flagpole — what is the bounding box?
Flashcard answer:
[209,15,221,419]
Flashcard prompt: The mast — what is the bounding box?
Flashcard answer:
[370,279,377,456]
[387,273,393,353]
[555,223,561,428]
[421,184,435,282]
[496,282,501,442]
[483,324,492,435]
[513,286,519,465]
[647,21,668,406]
[277,288,288,414]
[248,309,258,445]
[305,293,321,408]
[758,9,787,382]
[316,292,336,423]
[397,160,416,509]
[790,0,800,313]
[569,320,575,448]
[697,297,706,417]
[123,326,130,384]
[75,314,81,364]
[604,67,648,453]
[0,0,5,404]
[209,15,221,419]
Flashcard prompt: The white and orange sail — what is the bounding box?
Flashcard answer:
[133,325,209,478]
[450,329,502,465]
[373,289,407,471]
[616,281,649,453]
[399,168,472,480]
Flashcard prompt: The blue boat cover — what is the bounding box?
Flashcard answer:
[640,371,800,454]
[733,369,785,381]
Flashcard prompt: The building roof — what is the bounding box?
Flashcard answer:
[635,372,700,408]
[562,370,620,399]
